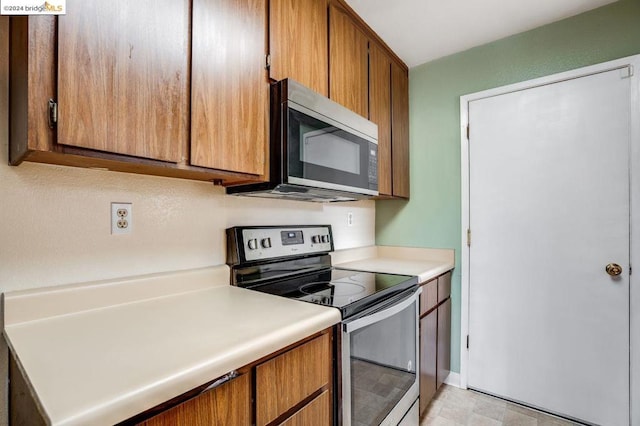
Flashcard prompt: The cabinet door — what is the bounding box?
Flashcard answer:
[391,61,410,198]
[269,0,328,96]
[437,298,451,389]
[369,41,392,196]
[419,311,437,416]
[329,4,368,118]
[57,0,189,162]
[191,0,268,176]
[256,333,331,425]
[139,373,251,426]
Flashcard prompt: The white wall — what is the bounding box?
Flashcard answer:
[0,17,375,424]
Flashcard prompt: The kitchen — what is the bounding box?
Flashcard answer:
[1,0,640,425]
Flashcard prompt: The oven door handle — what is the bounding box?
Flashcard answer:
[343,288,421,333]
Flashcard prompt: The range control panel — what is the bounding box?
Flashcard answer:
[228,225,333,263]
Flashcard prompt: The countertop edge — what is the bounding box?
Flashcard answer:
[416,263,456,283]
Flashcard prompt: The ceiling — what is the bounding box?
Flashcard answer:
[345,0,618,68]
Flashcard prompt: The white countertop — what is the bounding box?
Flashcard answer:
[331,245,455,283]
[2,266,341,426]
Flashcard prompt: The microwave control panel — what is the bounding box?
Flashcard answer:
[236,225,333,262]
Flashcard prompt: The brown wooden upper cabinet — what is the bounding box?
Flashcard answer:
[328,3,369,118]
[391,62,410,198]
[191,0,268,175]
[368,41,392,196]
[368,40,410,199]
[9,0,268,184]
[269,0,329,96]
[57,0,190,162]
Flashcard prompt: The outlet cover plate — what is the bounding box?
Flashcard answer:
[111,203,132,235]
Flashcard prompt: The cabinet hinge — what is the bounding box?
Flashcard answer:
[466,124,470,140]
[48,99,57,129]
[265,54,271,70]
[466,335,470,349]
[466,229,471,247]
[630,265,633,275]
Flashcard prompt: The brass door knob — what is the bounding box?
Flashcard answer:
[606,263,623,276]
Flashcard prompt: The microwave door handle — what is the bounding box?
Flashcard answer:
[344,288,421,333]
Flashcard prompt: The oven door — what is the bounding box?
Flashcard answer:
[341,287,420,426]
[286,104,378,196]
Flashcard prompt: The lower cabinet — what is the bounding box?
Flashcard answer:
[419,309,437,413]
[134,329,333,426]
[419,271,452,417]
[139,373,252,426]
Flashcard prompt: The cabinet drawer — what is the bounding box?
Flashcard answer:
[256,333,331,425]
[420,279,438,315]
[280,390,331,426]
[139,372,251,426]
[437,272,451,303]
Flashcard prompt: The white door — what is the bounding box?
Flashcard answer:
[467,67,631,426]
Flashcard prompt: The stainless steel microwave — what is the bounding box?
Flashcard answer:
[226,79,379,202]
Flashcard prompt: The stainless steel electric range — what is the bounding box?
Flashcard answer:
[226,225,421,426]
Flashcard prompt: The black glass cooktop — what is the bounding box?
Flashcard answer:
[232,256,418,318]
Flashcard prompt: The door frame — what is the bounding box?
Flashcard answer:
[459,54,640,424]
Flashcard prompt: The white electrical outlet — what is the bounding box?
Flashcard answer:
[347,212,354,227]
[111,203,132,235]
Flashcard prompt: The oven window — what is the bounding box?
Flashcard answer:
[349,298,417,425]
[300,127,361,175]
[288,108,377,191]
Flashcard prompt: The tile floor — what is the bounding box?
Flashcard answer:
[420,385,583,426]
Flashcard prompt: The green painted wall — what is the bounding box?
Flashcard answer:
[375,0,640,374]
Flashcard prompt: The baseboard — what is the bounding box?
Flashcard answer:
[444,372,462,388]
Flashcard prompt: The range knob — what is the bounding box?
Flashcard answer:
[261,238,272,248]
[321,235,330,243]
[247,239,258,250]
[311,235,321,244]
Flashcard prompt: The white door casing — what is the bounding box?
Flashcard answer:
[460,56,640,426]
